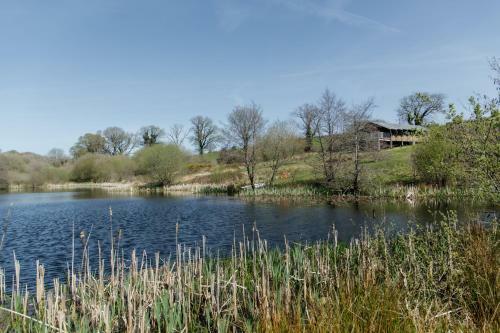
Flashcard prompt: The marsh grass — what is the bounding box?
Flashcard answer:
[365,184,499,205]
[164,183,230,195]
[163,181,498,205]
[0,213,498,332]
[239,185,328,198]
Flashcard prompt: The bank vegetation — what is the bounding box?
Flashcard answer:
[0,213,498,332]
[1,59,498,203]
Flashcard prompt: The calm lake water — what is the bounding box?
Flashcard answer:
[0,190,497,289]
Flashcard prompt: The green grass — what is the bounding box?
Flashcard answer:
[1,214,498,332]
[365,146,416,185]
[192,151,220,165]
[178,146,499,201]
[253,147,417,188]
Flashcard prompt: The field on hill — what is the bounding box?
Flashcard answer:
[1,146,416,189]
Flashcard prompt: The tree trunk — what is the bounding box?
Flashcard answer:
[305,128,313,152]
[269,160,280,186]
[353,138,360,196]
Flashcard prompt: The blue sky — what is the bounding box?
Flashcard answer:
[1,0,499,154]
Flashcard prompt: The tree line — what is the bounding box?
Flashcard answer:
[2,58,497,195]
[24,88,470,192]
[63,87,449,160]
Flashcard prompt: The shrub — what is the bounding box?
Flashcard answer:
[98,155,136,181]
[217,147,244,165]
[413,126,459,186]
[0,151,67,186]
[0,151,28,173]
[71,154,136,182]
[134,144,187,186]
[413,105,499,194]
[70,154,102,182]
[30,165,70,185]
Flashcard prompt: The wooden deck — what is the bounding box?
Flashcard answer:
[380,135,420,143]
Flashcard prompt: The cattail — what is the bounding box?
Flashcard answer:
[36,260,45,305]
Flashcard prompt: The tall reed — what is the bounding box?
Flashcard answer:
[0,213,498,332]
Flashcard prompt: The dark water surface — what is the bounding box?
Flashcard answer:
[0,190,496,289]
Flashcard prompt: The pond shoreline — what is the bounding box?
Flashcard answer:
[1,216,497,331]
[0,189,497,331]
[4,181,497,205]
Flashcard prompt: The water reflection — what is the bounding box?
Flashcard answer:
[0,190,496,289]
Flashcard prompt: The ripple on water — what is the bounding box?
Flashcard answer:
[0,190,496,290]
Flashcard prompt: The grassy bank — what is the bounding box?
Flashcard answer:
[2,146,497,203]
[163,182,497,204]
[6,182,137,192]
[185,145,497,203]
[0,146,415,191]
[1,214,498,332]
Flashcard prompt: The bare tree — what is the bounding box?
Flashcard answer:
[166,124,189,146]
[225,102,266,189]
[190,116,219,155]
[398,92,445,126]
[344,98,376,195]
[139,125,165,146]
[103,127,137,155]
[490,57,500,103]
[315,89,347,185]
[261,120,301,186]
[293,103,318,152]
[47,148,68,166]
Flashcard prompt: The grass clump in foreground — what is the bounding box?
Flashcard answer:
[0,214,498,332]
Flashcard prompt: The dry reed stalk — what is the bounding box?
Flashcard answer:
[35,260,44,305]
[0,268,4,303]
[0,215,497,332]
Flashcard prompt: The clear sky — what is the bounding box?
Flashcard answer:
[1,0,499,154]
